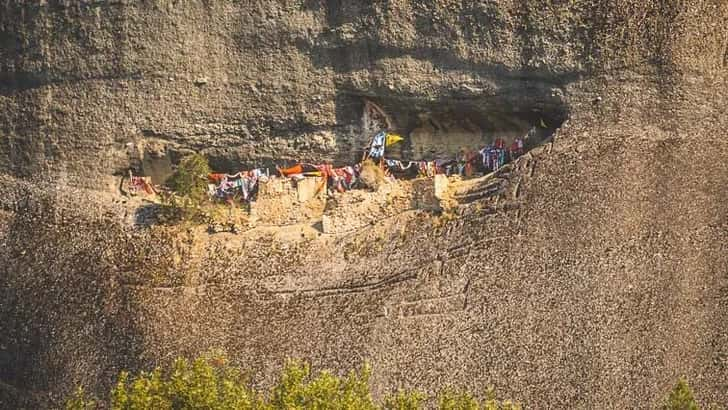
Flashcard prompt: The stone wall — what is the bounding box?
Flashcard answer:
[250,176,326,226]
[321,181,412,234]
[412,175,450,212]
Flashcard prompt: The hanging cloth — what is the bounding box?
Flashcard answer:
[278,164,303,177]
[208,173,226,183]
[369,131,386,159]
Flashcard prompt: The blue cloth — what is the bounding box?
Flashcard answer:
[369,131,386,158]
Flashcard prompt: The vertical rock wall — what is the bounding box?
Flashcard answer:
[2,1,725,182]
[1,1,727,408]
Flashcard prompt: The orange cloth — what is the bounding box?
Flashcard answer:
[278,164,303,176]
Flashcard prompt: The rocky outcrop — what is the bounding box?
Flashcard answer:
[1,1,727,408]
[2,1,724,180]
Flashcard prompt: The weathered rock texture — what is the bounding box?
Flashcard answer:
[1,0,728,408]
[251,176,326,226]
[6,0,723,179]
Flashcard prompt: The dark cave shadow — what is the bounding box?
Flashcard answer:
[297,0,584,84]
[292,3,577,164]
[298,36,583,86]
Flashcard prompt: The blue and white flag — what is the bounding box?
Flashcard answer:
[369,131,386,158]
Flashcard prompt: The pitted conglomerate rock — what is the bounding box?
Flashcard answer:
[1,1,727,408]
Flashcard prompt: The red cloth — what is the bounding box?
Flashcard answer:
[337,168,355,185]
[317,164,335,177]
[208,173,226,183]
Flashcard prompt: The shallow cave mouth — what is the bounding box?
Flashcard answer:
[345,93,569,163]
[134,92,568,179]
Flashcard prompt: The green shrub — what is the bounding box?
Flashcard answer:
[66,354,524,410]
[64,356,709,410]
[270,360,376,410]
[483,386,521,410]
[166,154,212,202]
[383,389,425,410]
[67,355,383,410]
[65,387,95,410]
[438,387,521,410]
[161,153,212,222]
[438,389,479,410]
[663,377,700,410]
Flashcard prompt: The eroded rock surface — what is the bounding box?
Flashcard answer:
[1,1,727,408]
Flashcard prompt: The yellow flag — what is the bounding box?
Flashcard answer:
[385,133,404,146]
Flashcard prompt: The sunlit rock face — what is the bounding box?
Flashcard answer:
[0,1,727,409]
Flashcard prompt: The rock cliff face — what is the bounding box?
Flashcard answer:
[3,0,723,179]
[1,0,728,408]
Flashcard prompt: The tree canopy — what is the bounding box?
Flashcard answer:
[65,353,520,410]
[65,353,704,410]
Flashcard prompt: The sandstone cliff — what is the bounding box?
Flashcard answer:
[1,1,727,408]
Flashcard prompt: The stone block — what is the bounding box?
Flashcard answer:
[250,176,326,226]
[295,176,325,202]
[413,176,449,212]
[321,182,413,235]
[434,174,449,199]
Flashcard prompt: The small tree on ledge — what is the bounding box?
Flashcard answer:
[166,153,211,203]
[162,153,212,222]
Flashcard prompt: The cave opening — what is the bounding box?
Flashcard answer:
[357,95,567,165]
[132,92,568,182]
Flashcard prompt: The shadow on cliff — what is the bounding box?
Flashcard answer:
[297,37,582,85]
[291,2,577,162]
[298,0,583,83]
[0,1,135,94]
[0,187,146,407]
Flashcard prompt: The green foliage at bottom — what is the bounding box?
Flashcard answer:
[65,353,703,410]
[269,360,376,410]
[65,387,95,410]
[383,389,426,410]
[663,377,700,410]
[438,387,520,410]
[65,353,516,410]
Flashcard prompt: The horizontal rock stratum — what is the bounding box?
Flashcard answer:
[1,1,727,408]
